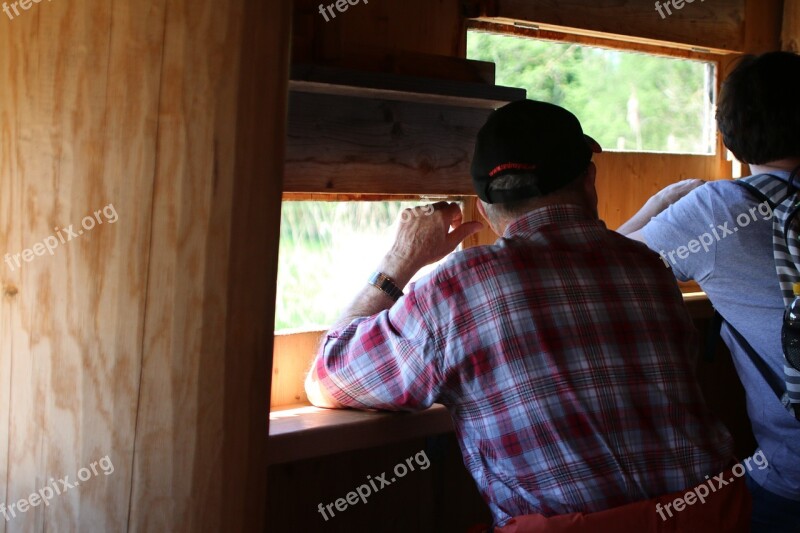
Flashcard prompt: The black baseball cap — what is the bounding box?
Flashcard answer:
[471,100,602,204]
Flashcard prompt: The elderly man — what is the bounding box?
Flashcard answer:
[306,100,741,530]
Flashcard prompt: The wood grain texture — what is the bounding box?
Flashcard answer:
[0,1,164,530]
[268,404,453,464]
[0,0,290,530]
[784,0,800,52]
[293,0,465,63]
[462,197,500,249]
[272,331,325,408]
[126,0,242,528]
[594,152,722,231]
[285,91,500,195]
[129,0,291,531]
[486,0,746,52]
[469,20,725,61]
[743,0,783,53]
[285,149,724,228]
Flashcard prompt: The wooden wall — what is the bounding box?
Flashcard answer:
[284,0,785,235]
[0,0,289,531]
[0,0,791,530]
[293,0,466,64]
[476,0,784,53]
[784,0,800,52]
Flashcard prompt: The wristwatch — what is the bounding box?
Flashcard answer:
[368,271,404,302]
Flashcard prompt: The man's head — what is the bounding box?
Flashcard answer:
[471,100,602,234]
[717,51,800,165]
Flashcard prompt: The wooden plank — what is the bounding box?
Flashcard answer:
[284,91,501,195]
[462,197,500,249]
[293,0,465,63]
[291,65,524,107]
[267,435,491,531]
[468,20,725,62]
[743,0,784,53]
[783,0,800,52]
[0,0,164,530]
[272,331,325,408]
[222,0,292,526]
[268,404,454,464]
[293,50,499,84]
[595,152,720,231]
[286,148,722,221]
[484,0,747,53]
[127,0,292,532]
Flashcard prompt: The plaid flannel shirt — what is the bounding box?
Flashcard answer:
[315,204,734,526]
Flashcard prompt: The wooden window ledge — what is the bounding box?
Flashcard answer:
[267,293,712,465]
[268,404,453,465]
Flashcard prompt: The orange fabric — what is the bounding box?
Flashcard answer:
[494,468,751,533]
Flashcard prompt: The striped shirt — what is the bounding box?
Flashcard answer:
[316,204,734,526]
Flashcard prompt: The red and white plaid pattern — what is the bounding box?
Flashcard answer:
[316,204,734,526]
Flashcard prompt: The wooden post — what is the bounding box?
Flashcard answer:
[783,0,800,52]
[222,0,292,528]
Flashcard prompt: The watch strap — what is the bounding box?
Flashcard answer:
[368,271,404,302]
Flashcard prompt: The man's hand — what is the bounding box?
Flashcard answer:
[656,179,706,207]
[305,202,483,410]
[618,179,705,237]
[378,202,484,287]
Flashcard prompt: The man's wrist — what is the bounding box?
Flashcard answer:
[368,272,404,302]
[376,253,418,289]
[649,193,671,214]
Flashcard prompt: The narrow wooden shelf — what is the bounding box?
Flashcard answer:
[284,66,526,196]
[268,404,453,465]
[290,64,526,109]
[267,295,712,465]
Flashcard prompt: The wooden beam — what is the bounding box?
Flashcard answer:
[285,92,486,194]
[221,0,292,529]
[293,0,465,63]
[284,75,525,194]
[482,0,746,53]
[743,0,784,53]
[290,64,522,106]
[268,404,453,464]
[783,0,800,52]
[468,20,724,62]
[129,0,292,531]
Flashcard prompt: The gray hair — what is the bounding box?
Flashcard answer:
[482,170,589,226]
[484,173,543,221]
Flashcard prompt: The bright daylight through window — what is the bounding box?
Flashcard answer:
[467,30,717,154]
[275,201,460,332]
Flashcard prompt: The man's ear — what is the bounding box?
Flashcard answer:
[476,199,503,237]
[476,198,489,222]
[583,162,599,216]
[584,162,597,189]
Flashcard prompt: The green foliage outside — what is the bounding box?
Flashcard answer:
[467,31,715,153]
[275,202,424,331]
